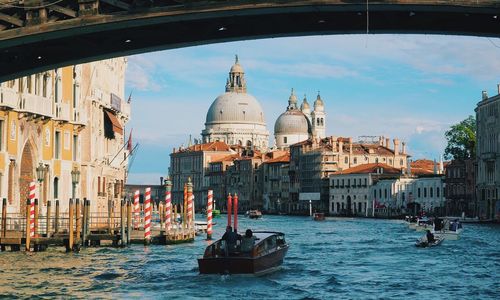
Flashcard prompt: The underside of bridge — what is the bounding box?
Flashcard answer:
[0,0,499,81]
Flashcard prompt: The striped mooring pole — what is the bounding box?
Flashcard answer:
[29,181,36,238]
[144,187,151,245]
[133,190,140,229]
[165,178,172,233]
[187,177,193,229]
[206,190,213,240]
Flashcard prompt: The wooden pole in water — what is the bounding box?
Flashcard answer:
[46,201,51,237]
[34,198,39,238]
[55,200,60,233]
[183,183,187,232]
[187,177,193,231]
[25,199,30,252]
[75,199,81,246]
[159,201,164,229]
[68,198,74,252]
[133,190,140,229]
[82,198,87,247]
[227,193,232,228]
[2,198,6,238]
[108,200,113,234]
[233,193,238,233]
[126,199,132,245]
[120,199,125,247]
[165,178,172,235]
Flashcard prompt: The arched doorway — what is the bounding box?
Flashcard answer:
[19,143,34,215]
[346,196,352,216]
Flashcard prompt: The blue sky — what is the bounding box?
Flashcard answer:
[124,34,500,184]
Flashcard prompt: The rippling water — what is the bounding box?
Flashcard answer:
[0,216,499,299]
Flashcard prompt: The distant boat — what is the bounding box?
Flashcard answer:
[313,212,325,221]
[415,235,444,248]
[246,210,262,219]
[198,231,289,275]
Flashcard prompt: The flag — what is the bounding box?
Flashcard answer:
[127,129,133,152]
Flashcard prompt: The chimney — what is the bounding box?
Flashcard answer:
[348,137,353,154]
[338,139,344,155]
[402,142,406,154]
[385,138,390,149]
[379,136,384,146]
[482,90,488,100]
[393,139,400,154]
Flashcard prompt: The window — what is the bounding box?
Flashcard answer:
[344,157,348,164]
[353,157,357,164]
[384,189,387,199]
[73,135,78,161]
[437,187,440,198]
[400,159,403,166]
[364,178,367,186]
[0,120,4,150]
[27,75,32,93]
[430,187,433,198]
[284,137,287,144]
[54,131,61,159]
[424,188,427,198]
[418,188,421,198]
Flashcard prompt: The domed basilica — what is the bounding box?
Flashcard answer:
[201,56,269,150]
[274,89,326,149]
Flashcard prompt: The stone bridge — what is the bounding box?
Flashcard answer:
[0,0,499,81]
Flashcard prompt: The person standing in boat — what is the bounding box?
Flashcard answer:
[240,229,256,253]
[222,226,241,255]
[426,230,435,244]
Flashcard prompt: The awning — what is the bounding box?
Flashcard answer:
[104,110,123,135]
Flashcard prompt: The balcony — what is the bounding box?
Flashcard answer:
[0,87,18,109]
[53,102,70,122]
[71,108,87,126]
[18,94,52,117]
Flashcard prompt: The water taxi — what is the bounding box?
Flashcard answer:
[415,235,444,248]
[198,231,289,275]
[313,212,325,221]
[247,210,263,219]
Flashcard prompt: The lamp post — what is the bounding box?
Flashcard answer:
[36,163,46,204]
[71,169,80,200]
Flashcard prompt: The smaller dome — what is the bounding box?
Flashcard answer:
[300,95,310,110]
[314,93,324,112]
[274,110,311,135]
[230,55,244,73]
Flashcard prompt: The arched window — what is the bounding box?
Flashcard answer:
[246,140,252,147]
[53,177,59,199]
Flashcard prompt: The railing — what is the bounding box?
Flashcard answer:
[0,87,18,109]
[53,102,70,121]
[71,108,87,125]
[18,93,53,117]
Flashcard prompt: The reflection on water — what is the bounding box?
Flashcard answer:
[0,216,499,299]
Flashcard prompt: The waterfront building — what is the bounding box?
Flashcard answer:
[201,56,269,151]
[274,90,326,149]
[329,163,401,216]
[0,58,128,214]
[444,159,476,217]
[475,87,500,220]
[289,136,409,214]
[329,164,446,217]
[261,151,290,212]
[170,141,235,209]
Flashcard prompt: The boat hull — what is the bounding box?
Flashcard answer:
[198,246,288,275]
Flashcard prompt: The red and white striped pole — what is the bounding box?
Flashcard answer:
[207,190,213,240]
[144,187,151,245]
[29,181,36,238]
[227,193,232,228]
[165,178,172,233]
[233,193,238,233]
[187,177,193,229]
[133,190,140,229]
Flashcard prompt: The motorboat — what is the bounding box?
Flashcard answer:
[434,220,463,240]
[198,231,289,275]
[415,217,434,232]
[247,210,263,219]
[415,235,444,248]
[313,212,325,221]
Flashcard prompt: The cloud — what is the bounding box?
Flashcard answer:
[126,56,162,91]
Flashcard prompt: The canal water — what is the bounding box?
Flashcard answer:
[0,216,499,299]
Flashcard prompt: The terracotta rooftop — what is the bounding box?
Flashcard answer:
[333,163,401,175]
[264,153,290,164]
[175,141,232,153]
[210,154,240,163]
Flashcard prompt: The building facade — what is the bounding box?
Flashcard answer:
[0,58,128,214]
[475,87,500,220]
[201,56,269,151]
[444,159,476,217]
[261,152,290,212]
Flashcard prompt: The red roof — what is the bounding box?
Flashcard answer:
[264,153,290,164]
[333,163,401,175]
[176,141,231,153]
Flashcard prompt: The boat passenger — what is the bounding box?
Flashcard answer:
[222,226,241,254]
[240,229,256,253]
[426,230,435,244]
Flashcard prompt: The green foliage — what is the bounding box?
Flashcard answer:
[444,115,476,160]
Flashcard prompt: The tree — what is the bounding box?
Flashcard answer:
[444,115,476,160]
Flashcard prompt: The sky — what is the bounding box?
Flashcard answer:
[124,34,500,184]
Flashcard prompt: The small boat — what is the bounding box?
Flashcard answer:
[415,235,444,248]
[247,210,262,219]
[198,231,289,275]
[313,212,325,221]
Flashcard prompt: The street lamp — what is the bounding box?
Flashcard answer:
[71,168,80,199]
[36,163,46,204]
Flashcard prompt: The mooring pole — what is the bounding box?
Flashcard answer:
[126,200,132,245]
[82,198,87,247]
[46,201,52,237]
[25,199,30,252]
[120,199,125,247]
[55,200,60,233]
[68,198,74,252]
[34,198,39,237]
[1,198,7,238]
[108,200,113,234]
[75,199,81,246]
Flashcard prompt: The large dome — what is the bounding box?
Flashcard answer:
[274,109,311,135]
[205,92,266,125]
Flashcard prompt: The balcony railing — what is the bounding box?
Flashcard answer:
[53,102,70,121]
[71,108,87,125]
[18,93,53,117]
[0,87,18,109]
